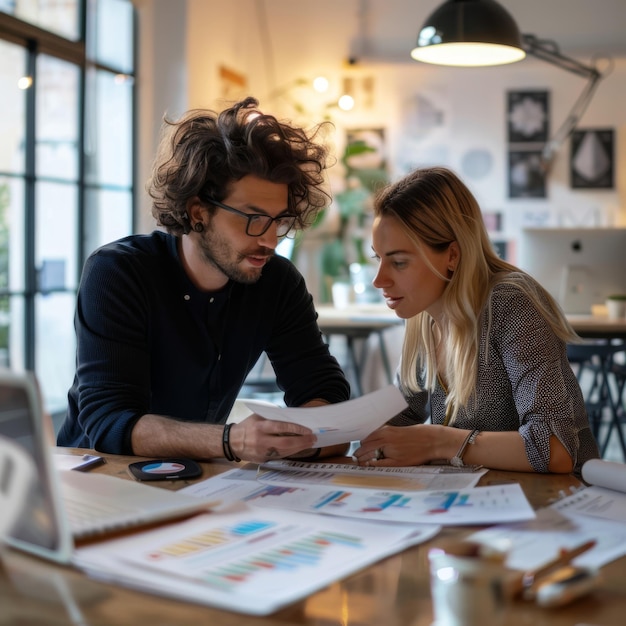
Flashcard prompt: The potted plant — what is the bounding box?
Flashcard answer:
[606,294,626,319]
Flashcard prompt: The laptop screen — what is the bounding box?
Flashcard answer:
[0,371,70,559]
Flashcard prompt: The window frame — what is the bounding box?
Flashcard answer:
[0,2,137,416]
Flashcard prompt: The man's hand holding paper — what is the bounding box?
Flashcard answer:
[244,385,408,448]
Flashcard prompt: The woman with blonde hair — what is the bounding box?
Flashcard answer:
[354,167,598,473]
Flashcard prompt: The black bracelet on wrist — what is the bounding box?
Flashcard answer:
[222,423,241,462]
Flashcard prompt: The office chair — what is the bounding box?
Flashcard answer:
[568,341,626,460]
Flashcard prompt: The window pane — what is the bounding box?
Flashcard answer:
[36,292,76,414]
[7,0,80,41]
[0,39,27,175]
[0,294,26,370]
[36,55,80,181]
[0,176,26,292]
[92,0,134,73]
[36,181,78,291]
[0,294,11,368]
[85,68,133,187]
[84,188,132,255]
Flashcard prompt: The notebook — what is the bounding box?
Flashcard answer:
[0,368,213,563]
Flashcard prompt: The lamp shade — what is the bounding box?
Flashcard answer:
[411,0,526,67]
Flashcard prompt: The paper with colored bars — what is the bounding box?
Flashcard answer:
[243,384,408,446]
[181,466,535,525]
[74,507,440,615]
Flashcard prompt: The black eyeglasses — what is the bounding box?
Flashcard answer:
[206,197,298,238]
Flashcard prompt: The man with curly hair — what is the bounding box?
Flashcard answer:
[58,98,350,463]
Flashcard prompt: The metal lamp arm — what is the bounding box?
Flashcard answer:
[521,34,611,167]
[522,34,602,80]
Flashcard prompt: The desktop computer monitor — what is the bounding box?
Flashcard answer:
[517,227,626,314]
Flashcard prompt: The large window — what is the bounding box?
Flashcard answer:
[0,0,135,415]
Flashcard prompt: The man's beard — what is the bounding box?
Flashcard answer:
[197,227,274,285]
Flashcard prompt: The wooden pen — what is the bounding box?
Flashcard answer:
[503,539,597,599]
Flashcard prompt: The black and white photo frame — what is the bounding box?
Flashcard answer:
[507,91,550,144]
[506,90,549,199]
[508,150,547,199]
[570,128,614,189]
[507,90,550,144]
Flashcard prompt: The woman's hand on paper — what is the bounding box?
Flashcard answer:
[354,424,459,467]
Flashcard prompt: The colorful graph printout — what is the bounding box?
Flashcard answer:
[74,507,440,615]
[246,482,536,525]
[182,467,534,525]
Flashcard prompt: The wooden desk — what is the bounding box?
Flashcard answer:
[568,314,626,340]
[315,307,626,339]
[3,451,626,625]
[315,308,626,394]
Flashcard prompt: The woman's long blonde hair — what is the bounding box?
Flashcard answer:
[374,167,578,425]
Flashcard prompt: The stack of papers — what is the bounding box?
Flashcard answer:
[469,459,626,573]
[181,462,535,526]
[72,386,540,615]
[75,507,439,615]
[559,458,626,523]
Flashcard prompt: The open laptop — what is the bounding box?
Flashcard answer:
[0,368,213,563]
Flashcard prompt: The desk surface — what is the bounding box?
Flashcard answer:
[316,303,626,339]
[316,303,402,331]
[567,314,626,339]
[3,451,626,625]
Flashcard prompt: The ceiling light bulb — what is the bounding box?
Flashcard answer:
[411,42,525,66]
[338,94,355,111]
[313,76,329,93]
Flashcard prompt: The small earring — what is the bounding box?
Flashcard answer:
[193,222,204,233]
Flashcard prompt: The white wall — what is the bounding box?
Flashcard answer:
[134,0,189,232]
[133,0,626,260]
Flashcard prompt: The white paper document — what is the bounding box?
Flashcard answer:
[469,504,626,572]
[74,507,440,615]
[256,460,487,491]
[556,458,626,523]
[244,384,408,446]
[468,463,626,573]
[581,458,626,494]
[552,485,626,524]
[181,467,534,525]
[247,481,535,525]
[181,462,487,509]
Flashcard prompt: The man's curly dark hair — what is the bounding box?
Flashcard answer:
[147,97,333,236]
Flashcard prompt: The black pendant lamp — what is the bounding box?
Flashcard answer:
[410,0,526,66]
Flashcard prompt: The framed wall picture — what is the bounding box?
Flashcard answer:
[507,90,550,144]
[570,128,614,189]
[508,150,547,198]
